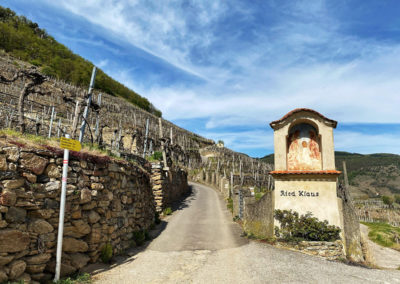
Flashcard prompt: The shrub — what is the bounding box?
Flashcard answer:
[381,195,394,207]
[100,243,113,263]
[395,195,400,204]
[148,151,163,161]
[132,230,146,246]
[163,207,172,216]
[274,209,341,242]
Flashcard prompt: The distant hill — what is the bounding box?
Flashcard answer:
[0,5,161,117]
[260,151,400,199]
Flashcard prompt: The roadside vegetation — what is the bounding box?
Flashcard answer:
[55,273,92,284]
[274,209,341,242]
[361,222,400,251]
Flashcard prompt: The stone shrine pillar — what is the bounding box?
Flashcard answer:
[270,108,343,229]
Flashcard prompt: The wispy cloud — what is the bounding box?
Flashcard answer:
[5,0,400,156]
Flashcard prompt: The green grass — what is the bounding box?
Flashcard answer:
[1,128,50,144]
[55,273,91,284]
[227,198,233,213]
[255,192,264,201]
[361,222,400,251]
[163,207,172,216]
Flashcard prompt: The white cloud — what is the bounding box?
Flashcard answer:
[37,0,400,155]
[97,59,108,68]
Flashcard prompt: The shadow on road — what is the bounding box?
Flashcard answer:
[83,184,196,277]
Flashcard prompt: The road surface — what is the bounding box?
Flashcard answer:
[93,182,400,283]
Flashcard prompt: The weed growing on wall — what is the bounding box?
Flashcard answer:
[227,198,233,213]
[100,243,113,263]
[147,151,163,162]
[274,209,341,242]
[132,230,149,246]
[163,207,172,216]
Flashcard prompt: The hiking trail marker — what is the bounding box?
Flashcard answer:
[60,137,81,152]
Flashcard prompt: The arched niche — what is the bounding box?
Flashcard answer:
[286,122,322,170]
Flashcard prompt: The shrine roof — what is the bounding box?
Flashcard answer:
[269,108,337,129]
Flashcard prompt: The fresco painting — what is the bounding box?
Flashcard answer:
[287,123,321,170]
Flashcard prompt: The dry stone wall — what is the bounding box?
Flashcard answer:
[276,241,345,260]
[151,163,189,213]
[0,140,157,283]
[243,191,274,239]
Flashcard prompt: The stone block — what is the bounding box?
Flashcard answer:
[2,178,25,189]
[5,207,26,223]
[70,220,91,237]
[87,228,101,244]
[8,260,26,280]
[20,153,48,175]
[0,268,7,282]
[31,272,46,281]
[0,154,7,171]
[71,209,82,219]
[28,219,54,234]
[22,172,37,183]
[0,255,14,266]
[5,147,19,162]
[0,189,17,206]
[0,205,9,213]
[16,273,31,283]
[0,220,8,228]
[62,238,89,253]
[44,163,61,178]
[91,183,104,190]
[25,253,52,265]
[28,209,54,219]
[80,188,92,204]
[8,163,17,171]
[45,181,60,192]
[70,253,90,269]
[26,264,46,274]
[88,210,101,224]
[46,261,76,277]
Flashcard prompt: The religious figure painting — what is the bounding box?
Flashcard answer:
[287,123,321,170]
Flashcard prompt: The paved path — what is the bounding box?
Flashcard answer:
[360,224,400,269]
[93,182,400,283]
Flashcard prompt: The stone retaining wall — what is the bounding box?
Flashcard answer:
[276,240,345,260]
[243,191,274,239]
[151,163,188,213]
[0,140,156,283]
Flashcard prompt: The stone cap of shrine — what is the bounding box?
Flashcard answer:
[269,108,337,130]
[269,170,341,176]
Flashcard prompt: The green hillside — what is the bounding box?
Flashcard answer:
[0,6,161,117]
[261,151,400,198]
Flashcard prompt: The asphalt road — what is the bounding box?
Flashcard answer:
[93,182,400,284]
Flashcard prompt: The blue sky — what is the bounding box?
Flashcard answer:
[2,0,400,157]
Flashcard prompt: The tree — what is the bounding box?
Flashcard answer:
[381,195,394,207]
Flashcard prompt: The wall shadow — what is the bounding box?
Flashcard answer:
[82,184,196,277]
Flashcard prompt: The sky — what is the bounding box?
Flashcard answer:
[2,0,400,157]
